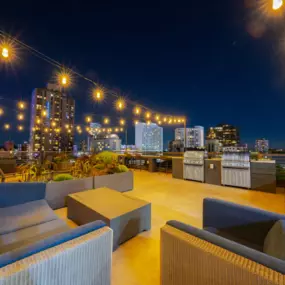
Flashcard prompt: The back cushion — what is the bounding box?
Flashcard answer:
[0,200,58,235]
[264,220,285,260]
[0,183,46,207]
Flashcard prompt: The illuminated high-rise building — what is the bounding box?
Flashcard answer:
[135,122,163,152]
[29,83,75,152]
[175,126,204,148]
[207,124,239,147]
[255,138,269,153]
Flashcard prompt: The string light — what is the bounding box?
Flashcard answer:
[51,121,56,127]
[120,128,124,132]
[119,119,125,126]
[17,125,24,131]
[76,126,81,130]
[4,124,10,130]
[93,89,104,101]
[36,119,41,124]
[0,40,16,62]
[134,106,141,115]
[163,117,167,122]
[134,120,139,125]
[0,108,3,116]
[147,120,151,125]
[42,110,47,117]
[158,121,162,125]
[273,0,283,10]
[103,118,110,124]
[178,119,181,123]
[115,128,119,132]
[85,116,92,123]
[17,113,24,121]
[115,97,126,111]
[155,115,160,121]
[86,126,90,132]
[56,69,72,87]
[18,101,26,110]
[145,111,151,119]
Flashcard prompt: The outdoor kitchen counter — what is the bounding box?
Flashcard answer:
[250,160,276,193]
[172,157,183,179]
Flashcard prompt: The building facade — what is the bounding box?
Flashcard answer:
[207,124,239,148]
[135,122,163,152]
[29,84,75,152]
[90,134,121,152]
[168,140,184,152]
[206,139,222,153]
[175,126,204,148]
[255,138,269,153]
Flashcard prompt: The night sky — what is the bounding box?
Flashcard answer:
[0,1,285,148]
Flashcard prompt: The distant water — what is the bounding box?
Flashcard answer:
[270,155,285,167]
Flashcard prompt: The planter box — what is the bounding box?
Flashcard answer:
[94,171,133,193]
[45,177,93,209]
[0,159,16,174]
[56,162,72,171]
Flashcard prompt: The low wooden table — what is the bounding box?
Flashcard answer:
[67,187,151,250]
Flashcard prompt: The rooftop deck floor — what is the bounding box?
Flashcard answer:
[55,170,285,285]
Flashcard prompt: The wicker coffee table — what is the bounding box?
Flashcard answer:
[67,187,151,250]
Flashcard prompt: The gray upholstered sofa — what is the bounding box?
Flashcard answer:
[161,198,285,285]
[0,183,113,285]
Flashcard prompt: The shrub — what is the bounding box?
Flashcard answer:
[115,164,129,173]
[53,174,74,182]
[97,151,118,165]
[94,163,105,170]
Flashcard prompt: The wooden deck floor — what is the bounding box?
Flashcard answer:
[55,170,285,285]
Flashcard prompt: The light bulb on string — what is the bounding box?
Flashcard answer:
[103,118,110,124]
[134,106,141,115]
[115,97,126,111]
[17,125,24,131]
[17,113,24,121]
[119,119,125,126]
[0,108,3,116]
[4,124,10,130]
[18,101,26,110]
[145,111,151,119]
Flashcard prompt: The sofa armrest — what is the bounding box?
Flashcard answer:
[161,224,285,285]
[203,198,284,243]
[0,226,113,285]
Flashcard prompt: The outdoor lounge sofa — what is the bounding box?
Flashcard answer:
[161,198,285,285]
[0,183,112,285]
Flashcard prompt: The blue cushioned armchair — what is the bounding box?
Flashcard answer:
[161,198,285,285]
[0,183,113,285]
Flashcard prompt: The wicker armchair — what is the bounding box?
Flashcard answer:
[161,198,285,285]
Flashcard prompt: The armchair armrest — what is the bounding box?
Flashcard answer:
[203,198,285,246]
[0,226,113,285]
[162,223,285,285]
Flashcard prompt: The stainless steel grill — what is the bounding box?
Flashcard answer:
[221,151,251,188]
[183,151,205,182]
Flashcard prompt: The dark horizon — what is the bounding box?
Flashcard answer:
[1,1,285,148]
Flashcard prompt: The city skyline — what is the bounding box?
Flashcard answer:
[1,1,285,146]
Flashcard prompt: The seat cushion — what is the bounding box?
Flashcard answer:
[264,220,285,260]
[204,226,263,252]
[0,220,106,268]
[0,219,70,254]
[0,199,59,235]
[0,183,46,207]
